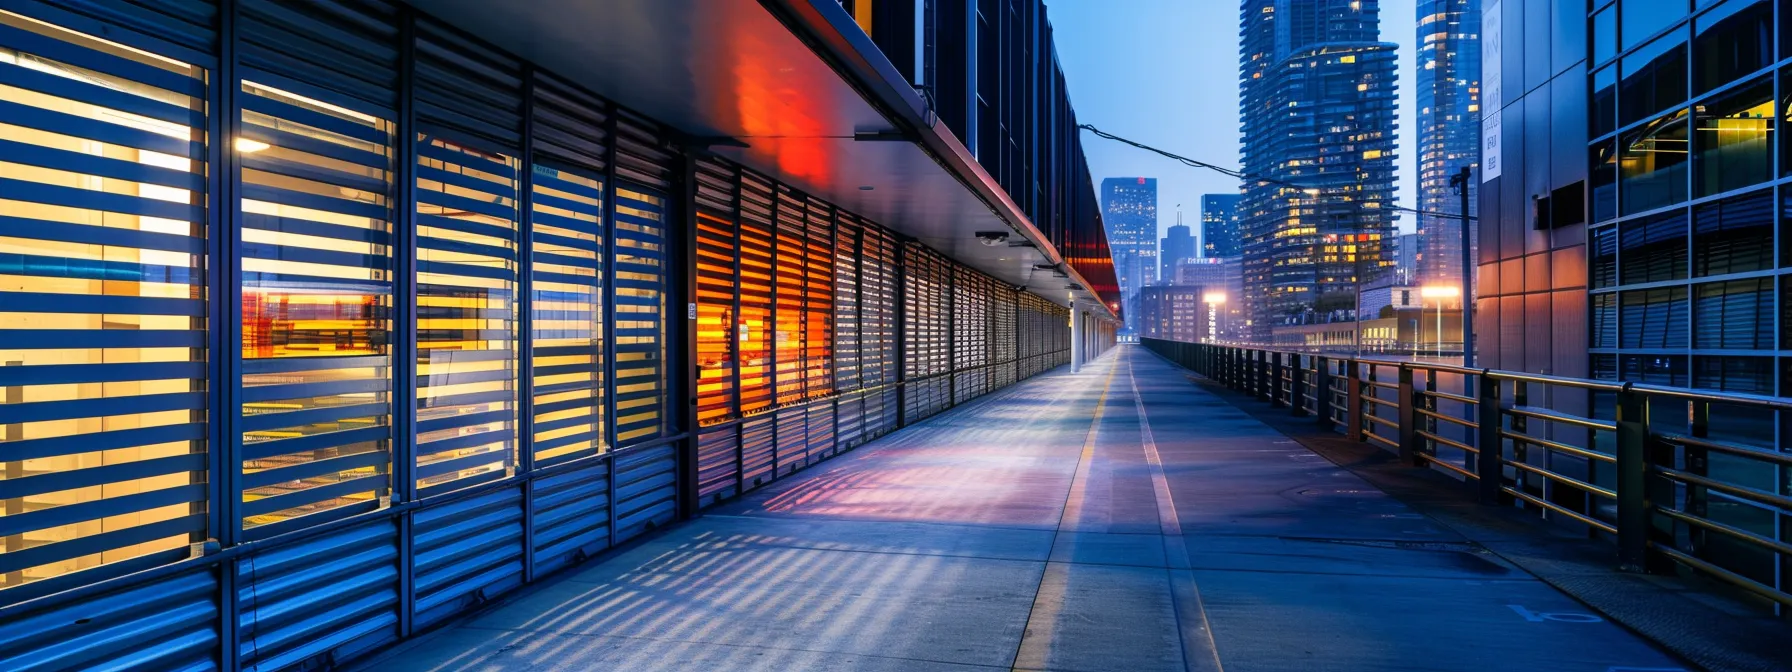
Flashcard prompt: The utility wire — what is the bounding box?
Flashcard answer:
[1077,124,1477,223]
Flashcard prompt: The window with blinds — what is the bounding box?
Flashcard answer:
[804,199,833,398]
[1692,192,1772,277]
[0,10,211,588]
[612,182,667,444]
[1618,211,1688,285]
[738,174,775,416]
[237,80,394,533]
[694,160,738,426]
[1693,278,1773,349]
[774,187,807,406]
[833,214,862,396]
[1619,287,1688,349]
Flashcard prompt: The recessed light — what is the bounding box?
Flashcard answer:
[859,185,875,191]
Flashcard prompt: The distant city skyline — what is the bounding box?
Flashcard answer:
[1046,0,1419,245]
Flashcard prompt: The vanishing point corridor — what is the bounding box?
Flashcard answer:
[361,347,1681,672]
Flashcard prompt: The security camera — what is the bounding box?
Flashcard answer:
[975,231,1010,246]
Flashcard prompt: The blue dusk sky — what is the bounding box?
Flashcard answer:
[1046,0,1421,247]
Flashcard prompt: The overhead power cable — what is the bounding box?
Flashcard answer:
[1077,124,1477,223]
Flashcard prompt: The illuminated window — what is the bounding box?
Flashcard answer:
[612,183,666,444]
[414,137,519,495]
[0,10,209,588]
[530,163,605,463]
[238,81,394,532]
[694,164,737,426]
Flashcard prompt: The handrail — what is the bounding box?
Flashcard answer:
[1138,337,1792,610]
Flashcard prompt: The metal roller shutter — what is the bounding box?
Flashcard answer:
[529,458,611,576]
[693,159,738,427]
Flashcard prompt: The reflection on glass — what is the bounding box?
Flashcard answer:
[1619,109,1689,214]
[1590,142,1618,223]
[1692,192,1772,276]
[1619,287,1689,348]
[1620,29,1687,127]
[1692,78,1772,196]
[415,137,518,495]
[1693,279,1773,349]
[1620,210,1689,284]
[1592,66,1617,139]
[613,183,665,444]
[0,10,208,588]
[1621,0,1688,50]
[530,164,604,464]
[238,81,394,532]
[1692,0,1770,94]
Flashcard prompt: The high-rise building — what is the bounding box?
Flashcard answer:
[1138,285,1212,343]
[1201,193,1243,257]
[1102,177,1159,332]
[1415,0,1480,287]
[1160,211,1197,282]
[1239,0,1399,338]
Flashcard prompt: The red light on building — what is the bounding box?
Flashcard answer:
[1136,177,1146,185]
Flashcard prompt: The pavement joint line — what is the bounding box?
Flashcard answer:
[1126,351,1226,672]
[1009,356,1116,672]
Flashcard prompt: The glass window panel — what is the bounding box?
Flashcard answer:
[1693,191,1773,276]
[803,201,833,399]
[1593,293,1619,348]
[612,182,666,445]
[530,163,605,464]
[1591,141,1619,223]
[695,207,737,426]
[738,178,775,416]
[773,190,806,406]
[1622,0,1689,49]
[1594,5,1618,65]
[238,81,395,533]
[414,136,519,495]
[1619,108,1690,215]
[1692,0,1772,94]
[1619,287,1689,348]
[1620,28,1688,127]
[1593,66,1618,140]
[1620,354,1688,385]
[1693,278,1773,348]
[1620,210,1689,284]
[1592,225,1619,289]
[0,10,208,590]
[1691,77,1773,196]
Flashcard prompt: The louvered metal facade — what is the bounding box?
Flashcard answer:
[0,2,1082,669]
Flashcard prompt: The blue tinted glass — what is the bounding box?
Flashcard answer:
[1622,0,1689,49]
[1595,6,1618,63]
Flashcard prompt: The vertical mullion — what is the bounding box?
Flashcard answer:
[394,5,419,639]
[895,241,908,427]
[676,152,699,519]
[602,111,620,547]
[731,169,746,495]
[517,64,537,580]
[211,1,240,669]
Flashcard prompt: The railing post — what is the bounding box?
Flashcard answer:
[1614,385,1664,573]
[1271,353,1286,408]
[1290,354,1307,417]
[1258,350,1272,402]
[1314,356,1333,429]
[1475,371,1504,505]
[1397,365,1419,466]
[1345,359,1364,442]
[1686,399,1710,557]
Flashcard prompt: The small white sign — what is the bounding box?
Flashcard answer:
[1481,0,1503,183]
[687,302,697,320]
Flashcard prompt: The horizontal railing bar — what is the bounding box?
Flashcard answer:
[1364,431,1397,449]
[1415,407,1478,429]
[1416,451,1478,479]
[1506,405,1616,432]
[1500,430,1615,464]
[1418,389,1476,405]
[1656,433,1792,467]
[1651,543,1792,607]
[1362,413,1397,428]
[1362,395,1397,409]
[1491,370,1627,391]
[1655,507,1792,557]
[1652,467,1792,510]
[1364,380,1396,390]
[1502,486,1618,534]
[1415,429,1475,454]
[1507,459,1616,500]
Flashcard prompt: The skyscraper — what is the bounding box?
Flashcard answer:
[1160,210,1197,282]
[1200,193,1242,257]
[1101,177,1159,333]
[1238,0,1399,338]
[1415,0,1479,286]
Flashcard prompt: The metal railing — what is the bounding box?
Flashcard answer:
[1142,338,1792,613]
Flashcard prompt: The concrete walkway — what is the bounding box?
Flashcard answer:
[365,346,1685,672]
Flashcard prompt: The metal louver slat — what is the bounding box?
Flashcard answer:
[694,159,738,427]
[529,459,611,576]
[236,519,400,671]
[413,17,522,150]
[411,488,525,629]
[238,0,399,114]
[738,174,776,417]
[613,443,676,541]
[833,213,863,449]
[804,199,833,399]
[612,110,672,190]
[696,425,740,502]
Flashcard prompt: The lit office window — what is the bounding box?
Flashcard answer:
[613,183,666,444]
[1619,109,1690,215]
[414,137,519,495]
[529,164,604,464]
[738,177,775,416]
[0,11,208,588]
[774,189,806,406]
[695,204,738,426]
[1691,78,1772,196]
[238,81,394,532]
[803,200,833,398]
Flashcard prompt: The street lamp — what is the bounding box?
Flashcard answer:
[1419,285,1460,359]
[1203,291,1226,344]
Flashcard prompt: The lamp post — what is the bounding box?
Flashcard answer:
[1419,285,1460,360]
[1449,166,1475,366]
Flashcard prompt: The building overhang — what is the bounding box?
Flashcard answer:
[404,0,1118,320]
